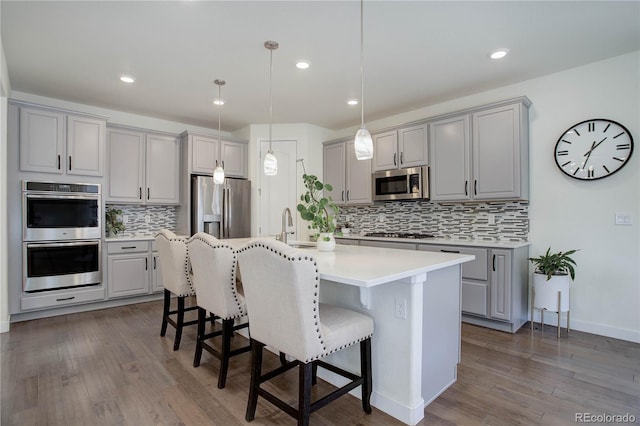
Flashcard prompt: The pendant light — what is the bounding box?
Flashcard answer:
[354,0,373,160]
[263,40,279,176]
[213,79,226,184]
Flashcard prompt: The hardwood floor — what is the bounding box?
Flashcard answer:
[2,300,638,425]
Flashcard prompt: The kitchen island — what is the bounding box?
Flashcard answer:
[227,238,474,425]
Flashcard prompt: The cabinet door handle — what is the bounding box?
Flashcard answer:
[474,180,478,196]
[346,190,350,201]
[492,254,496,271]
[441,249,460,254]
[400,152,404,165]
[56,296,75,302]
[68,156,72,171]
[145,258,148,270]
[464,181,468,196]
[139,187,142,200]
[147,188,150,200]
[341,190,345,201]
[154,257,157,269]
[57,155,61,170]
[393,153,397,166]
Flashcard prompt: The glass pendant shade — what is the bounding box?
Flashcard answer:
[264,150,278,176]
[354,127,373,160]
[213,162,225,184]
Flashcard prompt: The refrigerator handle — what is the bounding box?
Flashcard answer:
[223,187,230,238]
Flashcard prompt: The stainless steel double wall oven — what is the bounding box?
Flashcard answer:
[22,181,102,292]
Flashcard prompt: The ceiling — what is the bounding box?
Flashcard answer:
[2,1,639,133]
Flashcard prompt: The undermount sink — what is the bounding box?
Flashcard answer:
[288,243,316,249]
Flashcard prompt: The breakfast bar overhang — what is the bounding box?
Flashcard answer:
[230,239,474,425]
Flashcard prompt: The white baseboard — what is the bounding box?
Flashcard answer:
[530,311,640,343]
[0,316,10,333]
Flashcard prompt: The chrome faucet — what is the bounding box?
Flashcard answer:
[280,207,294,244]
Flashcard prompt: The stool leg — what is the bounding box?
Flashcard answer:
[218,319,233,389]
[360,338,373,414]
[246,340,264,422]
[174,296,185,350]
[193,307,206,367]
[160,289,170,337]
[279,351,287,366]
[311,362,318,386]
[298,363,313,426]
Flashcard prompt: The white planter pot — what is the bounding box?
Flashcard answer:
[317,233,336,252]
[533,272,570,312]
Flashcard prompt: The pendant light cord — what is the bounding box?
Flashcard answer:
[360,0,365,128]
[269,46,273,151]
[218,83,222,149]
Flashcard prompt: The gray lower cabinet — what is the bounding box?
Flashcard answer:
[106,240,162,298]
[418,244,528,332]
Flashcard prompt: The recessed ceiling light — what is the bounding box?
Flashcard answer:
[347,99,359,106]
[296,60,310,70]
[120,75,135,83]
[490,49,509,59]
[213,99,225,106]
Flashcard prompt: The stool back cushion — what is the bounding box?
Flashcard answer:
[237,239,324,362]
[155,229,193,296]
[188,233,245,320]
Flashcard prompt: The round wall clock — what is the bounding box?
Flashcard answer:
[554,118,634,180]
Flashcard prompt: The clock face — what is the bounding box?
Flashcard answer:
[554,119,634,180]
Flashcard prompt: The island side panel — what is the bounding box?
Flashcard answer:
[319,278,426,425]
[421,264,462,406]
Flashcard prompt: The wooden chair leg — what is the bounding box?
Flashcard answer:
[311,362,318,386]
[360,338,372,414]
[218,319,234,389]
[298,363,313,426]
[160,289,170,337]
[193,307,206,367]
[174,296,185,350]
[245,339,264,422]
[279,351,287,366]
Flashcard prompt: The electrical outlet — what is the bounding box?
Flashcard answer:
[144,214,151,224]
[122,215,129,224]
[395,297,407,319]
[615,212,632,225]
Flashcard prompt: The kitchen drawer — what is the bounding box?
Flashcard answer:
[461,280,488,316]
[418,244,488,280]
[21,286,105,311]
[359,240,417,250]
[107,241,149,254]
[335,238,359,246]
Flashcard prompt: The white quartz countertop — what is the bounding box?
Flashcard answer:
[225,238,474,288]
[336,234,531,249]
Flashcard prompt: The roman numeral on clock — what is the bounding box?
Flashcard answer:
[588,122,595,132]
[557,150,569,156]
[617,144,631,150]
[587,169,594,178]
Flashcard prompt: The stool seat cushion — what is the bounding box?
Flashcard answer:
[318,303,373,358]
[156,229,194,297]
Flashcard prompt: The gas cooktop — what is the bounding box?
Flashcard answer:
[364,232,435,239]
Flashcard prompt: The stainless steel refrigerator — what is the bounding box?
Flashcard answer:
[191,175,251,238]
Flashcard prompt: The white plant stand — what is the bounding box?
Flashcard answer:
[530,273,571,338]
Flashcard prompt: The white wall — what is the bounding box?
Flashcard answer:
[233,123,332,241]
[334,52,640,342]
[0,37,11,333]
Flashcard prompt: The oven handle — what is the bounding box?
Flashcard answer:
[24,193,100,201]
[25,240,100,249]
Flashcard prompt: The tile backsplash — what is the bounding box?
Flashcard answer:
[106,204,177,237]
[338,200,529,242]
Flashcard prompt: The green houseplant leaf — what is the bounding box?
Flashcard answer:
[529,247,578,281]
[296,173,339,235]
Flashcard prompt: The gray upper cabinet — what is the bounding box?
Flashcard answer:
[323,139,372,206]
[19,106,106,176]
[183,132,248,178]
[429,98,530,202]
[372,124,428,172]
[107,126,180,204]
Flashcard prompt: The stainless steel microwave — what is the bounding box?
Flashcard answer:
[372,166,429,201]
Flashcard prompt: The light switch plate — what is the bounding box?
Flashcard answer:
[615,212,632,225]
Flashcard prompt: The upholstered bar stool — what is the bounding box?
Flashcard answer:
[237,239,374,426]
[188,232,251,389]
[155,229,199,350]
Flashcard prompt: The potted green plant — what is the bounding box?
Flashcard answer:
[529,247,578,312]
[296,173,339,251]
[105,207,125,237]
